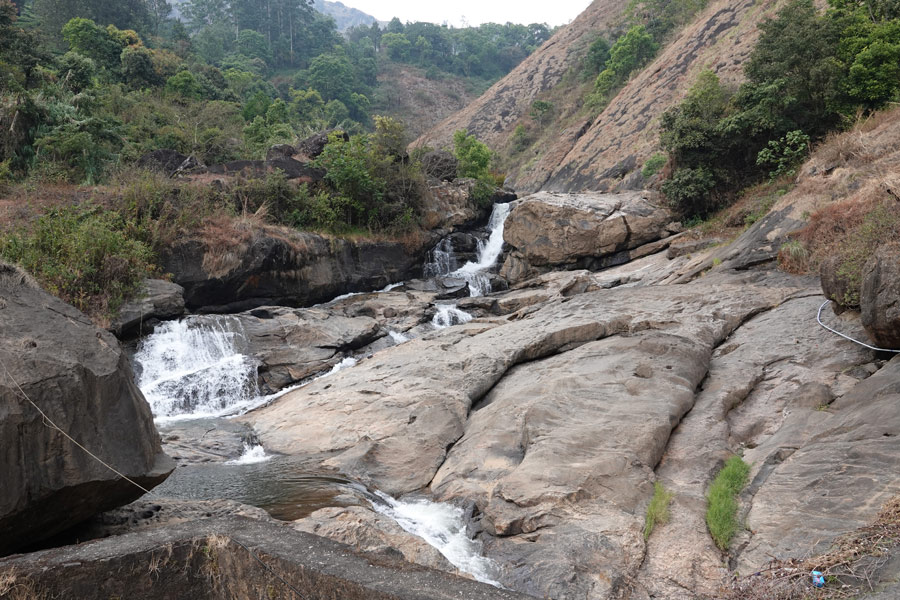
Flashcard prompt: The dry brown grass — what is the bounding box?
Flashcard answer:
[0,569,47,600]
[726,495,900,599]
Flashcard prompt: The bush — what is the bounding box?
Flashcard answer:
[706,456,751,550]
[643,482,673,541]
[641,152,667,177]
[661,166,718,217]
[0,206,155,317]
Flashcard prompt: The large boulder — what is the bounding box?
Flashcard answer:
[297,130,349,159]
[500,191,677,282]
[0,262,173,555]
[821,254,857,312]
[861,243,900,348]
[108,278,186,339]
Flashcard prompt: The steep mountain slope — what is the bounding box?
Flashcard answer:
[412,0,630,153]
[415,0,785,194]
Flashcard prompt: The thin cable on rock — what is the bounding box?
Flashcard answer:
[1,354,309,599]
[816,300,900,353]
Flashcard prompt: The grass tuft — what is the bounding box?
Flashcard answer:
[644,481,674,541]
[706,455,751,551]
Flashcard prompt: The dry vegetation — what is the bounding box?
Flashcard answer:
[727,495,900,599]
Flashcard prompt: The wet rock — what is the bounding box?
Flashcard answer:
[160,230,429,312]
[861,244,900,349]
[293,506,457,574]
[233,307,384,391]
[0,262,173,555]
[109,278,186,339]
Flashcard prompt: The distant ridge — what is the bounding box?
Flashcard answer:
[312,0,382,31]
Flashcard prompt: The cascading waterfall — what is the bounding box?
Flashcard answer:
[371,492,502,587]
[431,305,474,329]
[424,237,457,279]
[452,201,512,297]
[134,317,262,423]
[428,202,512,328]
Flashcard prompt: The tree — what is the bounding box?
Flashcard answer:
[236,29,272,67]
[594,25,659,97]
[583,36,610,78]
[34,0,151,42]
[121,45,158,88]
[382,32,412,61]
[530,100,553,126]
[62,17,123,72]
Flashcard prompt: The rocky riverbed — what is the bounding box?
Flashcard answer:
[2,185,899,600]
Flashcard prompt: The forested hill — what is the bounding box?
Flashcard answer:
[1,0,553,184]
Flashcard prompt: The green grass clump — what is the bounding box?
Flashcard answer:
[641,152,668,178]
[706,455,751,550]
[0,206,155,318]
[644,481,674,541]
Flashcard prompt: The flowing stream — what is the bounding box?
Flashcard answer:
[133,246,507,585]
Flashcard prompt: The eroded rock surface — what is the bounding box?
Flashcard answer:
[0,262,173,555]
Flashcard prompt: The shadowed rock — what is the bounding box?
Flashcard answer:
[0,262,173,556]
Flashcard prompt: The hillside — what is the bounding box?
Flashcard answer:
[414,0,783,193]
[312,0,380,31]
[371,64,479,139]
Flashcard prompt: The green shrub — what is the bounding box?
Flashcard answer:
[644,482,673,541]
[661,166,718,217]
[511,124,532,153]
[756,130,810,179]
[641,152,667,178]
[0,206,155,316]
[453,129,498,206]
[706,455,751,550]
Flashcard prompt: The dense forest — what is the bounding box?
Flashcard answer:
[0,0,551,183]
[0,0,529,317]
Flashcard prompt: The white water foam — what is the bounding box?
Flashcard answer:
[226,443,272,465]
[322,356,358,376]
[134,317,261,423]
[372,492,502,587]
[388,330,410,344]
[431,304,473,329]
[424,238,457,279]
[452,202,511,297]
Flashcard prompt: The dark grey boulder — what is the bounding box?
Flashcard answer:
[136,149,188,177]
[109,278,186,339]
[298,130,348,159]
[861,243,900,348]
[265,143,297,161]
[0,262,173,556]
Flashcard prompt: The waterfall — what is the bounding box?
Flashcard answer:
[424,237,457,279]
[371,492,502,587]
[450,202,512,297]
[134,317,262,423]
[431,304,474,329]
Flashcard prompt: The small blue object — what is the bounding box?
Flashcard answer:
[811,570,825,588]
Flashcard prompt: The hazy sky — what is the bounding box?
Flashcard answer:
[336,1,594,27]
